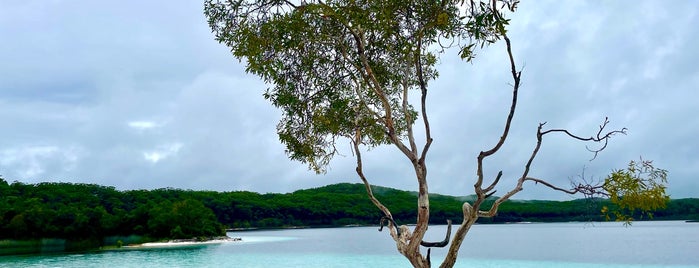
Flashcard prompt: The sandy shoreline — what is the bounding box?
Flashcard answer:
[124,237,242,248]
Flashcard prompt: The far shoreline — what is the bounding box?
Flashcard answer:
[103,236,242,251]
[132,237,241,248]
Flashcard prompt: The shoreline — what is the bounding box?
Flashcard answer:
[122,236,242,249]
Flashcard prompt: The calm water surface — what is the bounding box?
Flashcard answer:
[1,221,697,267]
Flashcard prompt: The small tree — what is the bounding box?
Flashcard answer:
[204,1,668,267]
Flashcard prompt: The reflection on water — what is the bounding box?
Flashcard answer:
[1,221,698,268]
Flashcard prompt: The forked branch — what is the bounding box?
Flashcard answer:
[541,117,627,160]
[479,118,625,218]
[523,177,608,197]
[473,26,521,215]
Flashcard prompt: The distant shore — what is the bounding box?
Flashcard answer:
[122,236,242,249]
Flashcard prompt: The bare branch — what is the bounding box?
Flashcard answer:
[541,117,627,160]
[352,128,398,241]
[483,170,502,193]
[420,220,452,248]
[474,35,520,181]
[474,25,521,211]
[415,33,434,166]
[523,177,608,197]
[480,115,623,217]
[282,0,297,9]
[484,190,497,199]
[478,122,544,218]
[473,0,523,202]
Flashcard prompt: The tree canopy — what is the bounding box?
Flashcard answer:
[205,0,515,173]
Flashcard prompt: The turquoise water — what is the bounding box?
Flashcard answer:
[2,221,698,267]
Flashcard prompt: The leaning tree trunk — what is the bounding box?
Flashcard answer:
[397,164,431,268]
[353,130,430,267]
[439,203,476,268]
[409,165,430,267]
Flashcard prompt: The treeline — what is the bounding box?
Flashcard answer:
[2,179,698,244]
[0,179,224,243]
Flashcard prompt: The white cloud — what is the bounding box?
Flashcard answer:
[0,146,57,178]
[143,142,183,163]
[128,120,161,130]
[0,145,82,179]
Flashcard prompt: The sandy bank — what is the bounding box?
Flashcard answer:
[125,237,241,248]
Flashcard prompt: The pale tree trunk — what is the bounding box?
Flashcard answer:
[353,130,430,268]
[386,164,431,268]
[405,164,430,267]
[439,203,475,268]
[352,19,434,267]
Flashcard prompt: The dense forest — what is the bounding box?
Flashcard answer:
[2,178,698,251]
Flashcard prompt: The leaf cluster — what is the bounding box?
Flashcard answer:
[602,159,670,224]
[205,0,518,172]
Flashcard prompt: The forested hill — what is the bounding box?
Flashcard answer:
[2,179,698,244]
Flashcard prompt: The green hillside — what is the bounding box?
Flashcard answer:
[1,178,698,254]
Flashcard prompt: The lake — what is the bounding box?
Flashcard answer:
[1,221,697,267]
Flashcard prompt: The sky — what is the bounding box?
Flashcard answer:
[1,1,697,200]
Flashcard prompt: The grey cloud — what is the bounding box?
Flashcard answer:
[0,1,696,201]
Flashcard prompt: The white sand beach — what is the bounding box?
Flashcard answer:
[126,237,241,248]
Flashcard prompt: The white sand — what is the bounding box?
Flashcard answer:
[127,237,241,248]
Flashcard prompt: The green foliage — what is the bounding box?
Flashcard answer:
[148,199,224,239]
[3,181,695,255]
[204,0,517,173]
[0,182,224,246]
[602,159,670,224]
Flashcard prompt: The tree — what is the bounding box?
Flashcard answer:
[148,199,224,239]
[204,1,668,267]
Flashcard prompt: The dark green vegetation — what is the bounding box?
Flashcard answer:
[0,178,224,254]
[1,178,697,254]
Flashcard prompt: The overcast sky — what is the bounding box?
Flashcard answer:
[1,1,697,200]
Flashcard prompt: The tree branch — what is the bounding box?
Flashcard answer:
[523,177,609,197]
[482,170,502,193]
[541,117,627,160]
[480,116,624,217]
[473,25,521,211]
[351,128,398,241]
[324,6,417,162]
[402,65,419,157]
[420,220,452,247]
[479,121,543,218]
[351,24,416,162]
[415,32,434,166]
